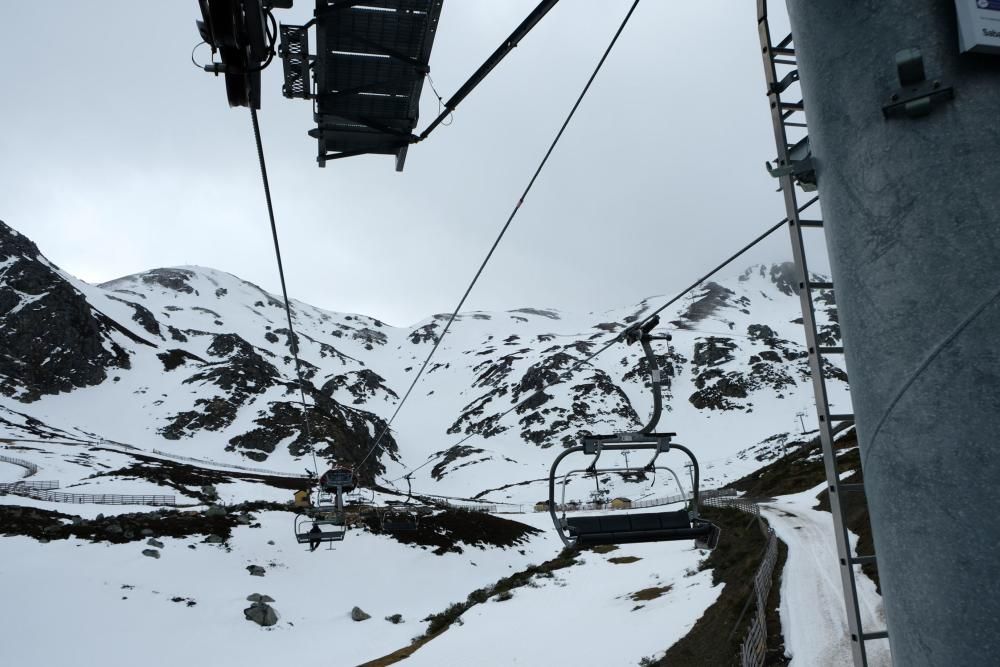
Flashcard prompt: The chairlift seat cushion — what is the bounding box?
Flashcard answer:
[565,510,716,546]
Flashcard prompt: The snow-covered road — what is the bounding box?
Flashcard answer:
[761,485,892,666]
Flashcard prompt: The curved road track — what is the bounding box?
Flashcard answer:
[761,488,892,666]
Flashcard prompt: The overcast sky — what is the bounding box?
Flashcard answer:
[1,1,822,327]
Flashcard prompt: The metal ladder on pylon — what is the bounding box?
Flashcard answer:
[756,2,889,666]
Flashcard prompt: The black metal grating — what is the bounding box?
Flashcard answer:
[310,0,444,170]
[280,24,312,99]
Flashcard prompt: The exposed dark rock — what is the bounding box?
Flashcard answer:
[108,296,162,337]
[157,348,206,372]
[160,334,280,439]
[769,262,797,296]
[139,268,197,294]
[510,308,560,320]
[409,322,439,345]
[0,221,134,402]
[321,369,398,404]
[353,328,387,349]
[677,282,735,324]
[689,371,751,411]
[470,353,525,390]
[431,446,486,480]
[142,549,160,559]
[245,601,278,627]
[226,394,396,480]
[147,538,164,549]
[691,337,738,368]
[746,324,777,341]
[247,565,266,577]
[351,606,371,622]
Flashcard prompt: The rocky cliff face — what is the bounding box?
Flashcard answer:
[0,221,135,402]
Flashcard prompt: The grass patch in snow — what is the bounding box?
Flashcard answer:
[608,555,641,565]
[630,585,672,602]
[590,544,618,554]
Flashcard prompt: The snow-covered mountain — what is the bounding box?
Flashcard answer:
[0,219,886,667]
[0,218,846,504]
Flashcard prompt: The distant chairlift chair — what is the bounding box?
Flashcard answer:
[379,473,419,532]
[547,316,721,550]
[294,464,357,549]
[294,513,346,550]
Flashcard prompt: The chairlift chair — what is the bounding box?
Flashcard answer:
[547,315,721,550]
[294,513,346,549]
[320,466,356,492]
[380,508,419,533]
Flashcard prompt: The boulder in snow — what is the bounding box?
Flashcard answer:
[244,602,278,627]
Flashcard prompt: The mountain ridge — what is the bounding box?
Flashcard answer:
[0,219,846,503]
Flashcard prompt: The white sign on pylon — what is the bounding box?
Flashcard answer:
[955,0,1000,53]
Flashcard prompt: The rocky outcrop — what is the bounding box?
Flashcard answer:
[245,601,278,627]
[0,220,136,402]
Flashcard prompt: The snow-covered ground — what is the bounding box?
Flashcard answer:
[402,512,718,667]
[761,484,891,667]
[0,446,720,667]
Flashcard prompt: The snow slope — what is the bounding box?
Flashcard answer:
[761,485,891,667]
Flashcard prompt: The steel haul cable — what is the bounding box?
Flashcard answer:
[250,107,322,487]
[357,0,644,473]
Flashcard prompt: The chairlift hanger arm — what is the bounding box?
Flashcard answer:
[417,0,562,141]
[622,314,672,435]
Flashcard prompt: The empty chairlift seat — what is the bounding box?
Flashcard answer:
[565,510,719,547]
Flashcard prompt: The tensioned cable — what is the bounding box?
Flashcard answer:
[388,201,817,483]
[357,0,644,471]
[250,107,322,483]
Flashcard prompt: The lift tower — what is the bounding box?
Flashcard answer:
[762,1,1000,665]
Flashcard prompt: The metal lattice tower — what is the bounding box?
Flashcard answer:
[756,2,889,665]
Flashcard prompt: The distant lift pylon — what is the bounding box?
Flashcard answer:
[548,316,721,550]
